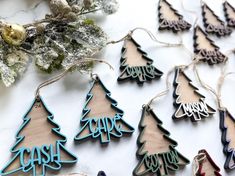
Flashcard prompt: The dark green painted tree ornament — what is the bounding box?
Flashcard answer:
[117,37,163,84]
[133,105,189,176]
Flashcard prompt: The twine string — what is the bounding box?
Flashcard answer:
[194,61,235,109]
[146,66,175,107]
[35,58,113,97]
[146,46,201,107]
[200,0,204,6]
[193,64,220,107]
[106,27,183,47]
[181,0,199,28]
[145,37,234,107]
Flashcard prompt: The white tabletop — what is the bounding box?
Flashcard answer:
[1,0,235,175]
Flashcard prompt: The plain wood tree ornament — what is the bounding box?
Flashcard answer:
[158,0,191,32]
[0,96,77,176]
[223,1,235,27]
[219,109,235,170]
[193,26,228,65]
[201,3,232,37]
[133,105,189,176]
[75,76,134,144]
[117,37,163,84]
[196,149,222,176]
[172,67,216,122]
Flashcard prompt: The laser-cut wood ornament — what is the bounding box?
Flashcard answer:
[219,109,235,170]
[117,37,163,84]
[133,105,189,176]
[75,76,134,144]
[193,26,228,65]
[223,1,235,28]
[201,3,232,37]
[158,0,191,33]
[172,67,216,122]
[0,96,77,176]
[195,149,222,176]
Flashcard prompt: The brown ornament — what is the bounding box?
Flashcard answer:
[193,26,227,65]
[223,1,235,28]
[158,0,191,33]
[201,3,232,37]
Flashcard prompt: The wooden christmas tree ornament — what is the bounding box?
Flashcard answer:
[158,0,191,33]
[196,149,222,176]
[193,26,228,65]
[223,1,235,28]
[219,109,235,170]
[75,75,134,144]
[117,36,163,84]
[201,3,232,37]
[133,105,189,176]
[172,67,216,122]
[0,96,77,176]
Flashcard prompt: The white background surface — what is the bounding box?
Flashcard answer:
[1,0,235,175]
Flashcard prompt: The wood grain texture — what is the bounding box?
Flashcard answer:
[158,0,191,32]
[2,97,77,175]
[118,37,163,84]
[223,1,235,27]
[201,3,232,36]
[158,0,179,21]
[193,26,227,65]
[194,26,215,51]
[133,106,189,176]
[86,81,116,118]
[172,68,216,122]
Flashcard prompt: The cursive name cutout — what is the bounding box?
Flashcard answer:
[197,49,227,65]
[76,114,133,143]
[118,65,162,84]
[6,143,68,175]
[175,101,212,121]
[159,19,191,32]
[142,147,182,175]
[206,24,232,36]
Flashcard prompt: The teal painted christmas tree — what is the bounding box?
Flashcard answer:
[75,76,134,144]
[1,96,77,176]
